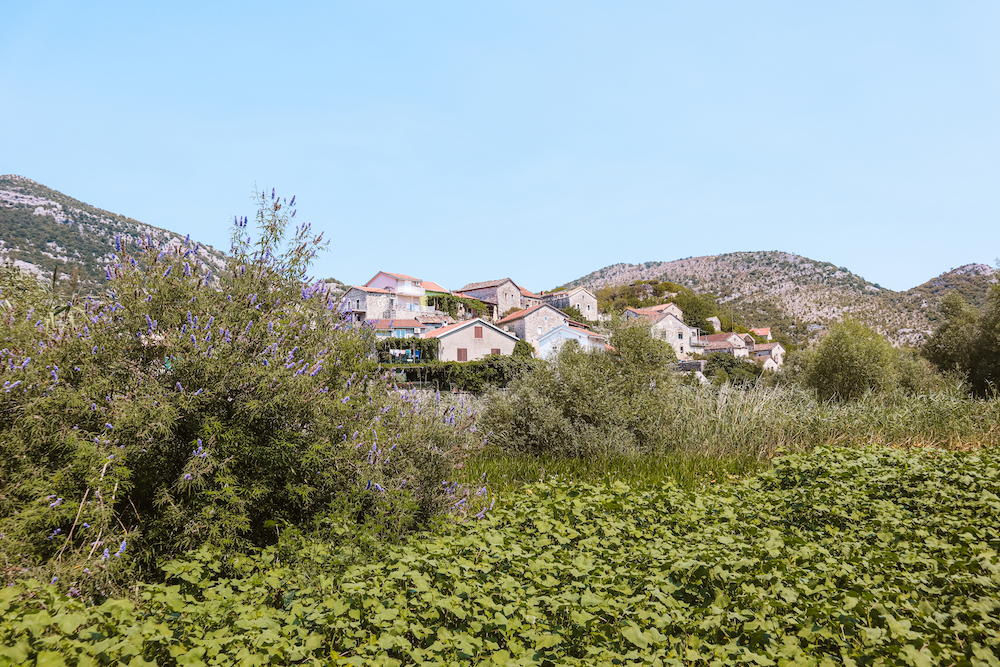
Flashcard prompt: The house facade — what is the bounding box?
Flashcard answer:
[422,318,519,362]
[536,325,607,360]
[341,285,394,323]
[753,342,786,366]
[542,287,598,320]
[458,279,524,319]
[496,304,571,353]
[365,271,430,315]
[691,332,753,359]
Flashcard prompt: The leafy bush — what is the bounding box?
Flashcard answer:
[482,320,678,457]
[3,446,998,665]
[393,356,540,393]
[0,190,479,590]
[702,352,761,386]
[924,285,1000,396]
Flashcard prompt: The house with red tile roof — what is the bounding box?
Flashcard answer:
[750,327,772,341]
[422,318,518,362]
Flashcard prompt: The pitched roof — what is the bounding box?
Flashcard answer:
[364,271,421,287]
[702,341,741,351]
[459,278,514,292]
[647,302,679,313]
[496,303,566,325]
[519,286,540,299]
[751,328,771,336]
[701,332,750,343]
[421,281,450,294]
[625,307,667,323]
[421,318,518,341]
[346,285,392,294]
[754,342,784,352]
[371,319,423,330]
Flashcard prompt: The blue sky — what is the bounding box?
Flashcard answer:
[2,2,998,292]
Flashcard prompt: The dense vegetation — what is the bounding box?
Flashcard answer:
[922,285,1000,396]
[2,447,997,665]
[2,190,999,665]
[1,191,481,595]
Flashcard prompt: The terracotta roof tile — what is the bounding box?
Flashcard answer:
[371,319,423,329]
[347,285,392,294]
[421,281,449,293]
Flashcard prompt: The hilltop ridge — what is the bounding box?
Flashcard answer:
[561,252,996,345]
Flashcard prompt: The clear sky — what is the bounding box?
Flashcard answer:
[2,2,998,292]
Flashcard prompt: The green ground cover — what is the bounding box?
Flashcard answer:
[3,446,998,666]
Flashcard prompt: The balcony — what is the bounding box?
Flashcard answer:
[394,282,425,297]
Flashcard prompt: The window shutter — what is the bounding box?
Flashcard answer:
[457,348,468,362]
[475,326,483,338]
[491,348,501,355]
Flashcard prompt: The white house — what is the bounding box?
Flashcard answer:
[536,324,607,360]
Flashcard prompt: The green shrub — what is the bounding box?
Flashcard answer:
[924,285,1000,396]
[0,190,479,592]
[482,320,678,457]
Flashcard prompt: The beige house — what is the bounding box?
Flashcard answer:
[497,304,572,353]
[422,318,518,362]
[541,287,598,320]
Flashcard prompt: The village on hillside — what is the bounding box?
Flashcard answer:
[341,271,786,369]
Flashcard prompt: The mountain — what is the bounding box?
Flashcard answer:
[0,174,228,294]
[560,251,997,345]
[0,175,346,298]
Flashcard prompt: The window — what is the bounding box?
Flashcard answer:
[355,299,360,310]
[491,348,501,355]
[587,304,591,311]
[537,327,542,335]
[543,316,547,322]
[457,348,468,362]
[678,333,683,340]
[474,326,483,339]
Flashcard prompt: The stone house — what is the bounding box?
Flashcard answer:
[691,332,753,359]
[458,279,525,319]
[519,286,543,309]
[422,318,519,362]
[750,327,773,342]
[541,287,598,320]
[341,285,394,324]
[753,342,786,366]
[624,307,698,359]
[706,316,722,333]
[496,304,571,353]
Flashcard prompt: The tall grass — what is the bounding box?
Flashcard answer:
[469,381,1000,495]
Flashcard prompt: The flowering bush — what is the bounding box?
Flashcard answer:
[1,190,480,591]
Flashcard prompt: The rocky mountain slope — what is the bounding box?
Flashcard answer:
[0,175,345,298]
[0,174,228,294]
[562,251,997,345]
